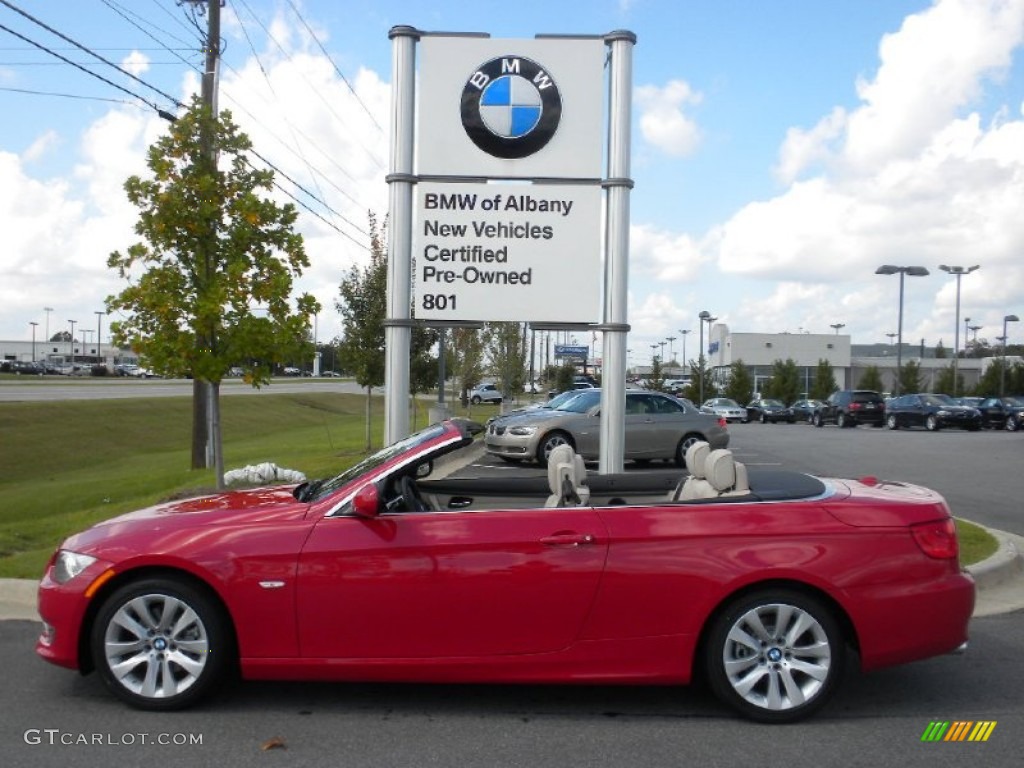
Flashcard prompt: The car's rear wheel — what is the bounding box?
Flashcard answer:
[91,577,231,711]
[887,414,898,430]
[760,414,768,424]
[813,412,824,428]
[836,412,848,428]
[675,433,705,467]
[537,431,573,466]
[705,589,845,723]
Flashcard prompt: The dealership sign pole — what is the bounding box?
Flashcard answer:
[384,28,634,471]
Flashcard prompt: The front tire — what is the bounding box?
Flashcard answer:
[1007,416,1020,432]
[536,431,573,467]
[705,589,845,723]
[813,412,824,428]
[926,414,940,431]
[471,395,482,405]
[91,577,232,711]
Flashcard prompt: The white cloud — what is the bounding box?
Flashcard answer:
[636,79,702,157]
[630,223,705,282]
[121,51,150,77]
[22,130,59,163]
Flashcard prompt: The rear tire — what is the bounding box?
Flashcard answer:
[887,415,898,430]
[676,434,705,467]
[813,413,824,428]
[705,589,845,723]
[836,412,848,428]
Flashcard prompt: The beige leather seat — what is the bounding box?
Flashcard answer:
[674,441,715,500]
[704,449,750,497]
[545,444,590,507]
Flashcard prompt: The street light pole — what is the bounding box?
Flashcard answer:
[678,329,690,368]
[44,307,53,347]
[95,311,104,368]
[830,323,845,335]
[1003,314,1020,397]
[939,265,979,397]
[698,310,711,404]
[666,336,676,364]
[876,265,929,396]
[964,317,971,356]
[29,322,38,363]
[68,320,77,367]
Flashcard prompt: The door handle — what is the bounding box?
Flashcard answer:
[541,533,596,547]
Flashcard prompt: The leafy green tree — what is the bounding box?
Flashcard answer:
[647,357,666,393]
[765,358,802,404]
[451,327,486,406]
[336,213,437,448]
[857,365,884,392]
[485,322,528,404]
[107,96,318,478]
[897,359,923,394]
[683,357,716,403]
[555,363,577,393]
[934,340,948,359]
[725,360,753,405]
[974,359,1005,397]
[933,364,963,396]
[811,359,838,400]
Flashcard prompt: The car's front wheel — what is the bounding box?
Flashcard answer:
[813,412,824,428]
[760,414,768,424]
[471,395,482,405]
[704,589,845,723]
[1007,416,1020,432]
[536,431,574,466]
[91,577,232,710]
[926,414,940,431]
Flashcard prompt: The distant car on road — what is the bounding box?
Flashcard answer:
[469,383,503,405]
[746,398,796,424]
[486,388,729,466]
[814,390,886,428]
[885,393,981,431]
[790,398,823,423]
[975,396,1024,431]
[701,398,747,423]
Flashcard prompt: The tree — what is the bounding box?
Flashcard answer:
[683,358,716,403]
[725,360,753,405]
[897,359,923,394]
[766,358,802,404]
[336,213,438,449]
[933,364,963,396]
[857,365,884,392]
[555,363,577,393]
[485,322,528,402]
[934,340,948,359]
[811,359,837,400]
[450,327,486,406]
[107,96,317,480]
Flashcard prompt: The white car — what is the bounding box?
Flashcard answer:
[469,383,503,404]
[701,397,747,423]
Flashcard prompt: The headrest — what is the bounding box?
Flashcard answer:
[547,444,576,493]
[705,449,737,492]
[684,441,711,479]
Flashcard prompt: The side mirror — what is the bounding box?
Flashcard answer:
[352,483,381,518]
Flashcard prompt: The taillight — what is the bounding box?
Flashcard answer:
[911,518,959,559]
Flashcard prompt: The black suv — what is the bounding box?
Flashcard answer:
[814,390,886,428]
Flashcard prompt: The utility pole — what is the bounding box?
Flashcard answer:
[184,0,222,476]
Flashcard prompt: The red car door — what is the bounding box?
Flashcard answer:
[295,506,608,659]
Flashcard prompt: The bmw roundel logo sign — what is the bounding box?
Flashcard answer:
[460,56,562,159]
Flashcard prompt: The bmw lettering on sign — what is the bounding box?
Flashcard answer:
[460,56,562,159]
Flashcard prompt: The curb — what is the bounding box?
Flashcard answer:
[2,528,1023,623]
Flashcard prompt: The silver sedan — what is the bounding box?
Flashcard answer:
[485,389,730,466]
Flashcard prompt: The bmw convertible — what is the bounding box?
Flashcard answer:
[36,418,973,723]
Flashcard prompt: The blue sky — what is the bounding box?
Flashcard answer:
[2,0,1023,368]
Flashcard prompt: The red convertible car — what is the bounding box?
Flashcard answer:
[36,418,974,723]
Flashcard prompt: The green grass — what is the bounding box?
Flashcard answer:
[0,392,998,578]
[956,518,1000,567]
[0,391,443,578]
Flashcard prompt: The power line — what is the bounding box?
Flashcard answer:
[0,84,135,104]
[285,0,382,134]
[0,0,182,109]
[98,0,202,72]
[0,19,177,119]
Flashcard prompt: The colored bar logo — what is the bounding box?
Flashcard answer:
[921,721,997,742]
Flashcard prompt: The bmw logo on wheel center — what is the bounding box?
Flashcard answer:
[461,56,562,159]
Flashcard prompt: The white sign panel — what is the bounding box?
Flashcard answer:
[413,181,601,322]
[417,36,604,179]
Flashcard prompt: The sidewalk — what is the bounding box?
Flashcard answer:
[2,529,1021,622]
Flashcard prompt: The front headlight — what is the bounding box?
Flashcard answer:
[936,409,950,417]
[52,550,97,584]
[508,425,538,436]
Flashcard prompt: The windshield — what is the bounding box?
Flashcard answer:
[545,390,582,409]
[555,389,601,413]
[301,423,449,502]
[761,399,783,407]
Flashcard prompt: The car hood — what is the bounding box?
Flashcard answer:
[90,486,309,529]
